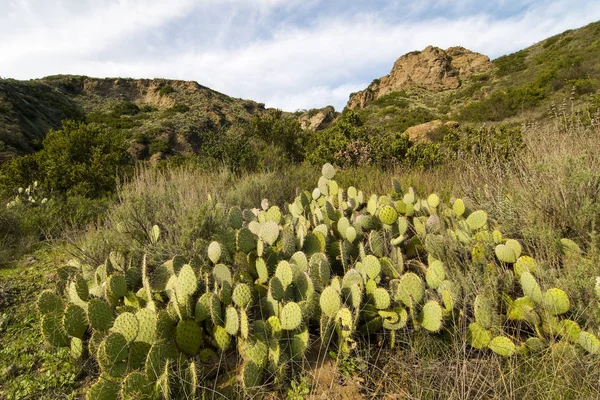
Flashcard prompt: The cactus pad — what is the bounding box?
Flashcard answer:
[107,274,128,298]
[474,294,495,329]
[372,288,391,310]
[320,286,342,318]
[208,241,222,264]
[213,325,231,351]
[488,336,516,357]
[520,271,542,304]
[225,305,240,335]
[87,299,114,331]
[466,210,487,231]
[420,300,443,332]
[63,304,88,339]
[41,313,70,347]
[176,319,203,355]
[111,312,139,343]
[121,371,154,400]
[495,244,517,263]
[260,221,280,246]
[425,260,445,289]
[378,205,398,225]
[86,379,121,400]
[38,290,63,315]
[280,302,302,330]
[395,272,424,308]
[233,283,254,309]
[541,288,570,315]
[468,322,491,349]
[237,228,256,253]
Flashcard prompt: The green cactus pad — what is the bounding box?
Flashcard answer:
[145,342,178,382]
[260,221,280,246]
[560,238,581,256]
[468,322,492,349]
[207,241,222,264]
[275,261,294,289]
[420,300,443,332]
[363,255,382,280]
[520,271,542,304]
[495,244,517,263]
[378,205,398,225]
[558,319,581,342]
[242,361,263,389]
[474,294,495,329]
[514,256,537,278]
[506,296,536,321]
[176,319,203,355]
[395,272,424,308]
[255,257,270,284]
[228,206,243,229]
[210,293,224,326]
[86,379,121,400]
[505,239,522,259]
[41,313,70,347]
[135,308,157,344]
[541,288,570,315]
[63,304,88,339]
[335,307,354,338]
[303,231,326,256]
[107,274,128,298]
[369,230,385,257]
[102,332,129,364]
[578,331,600,354]
[280,302,302,330]
[466,210,487,231]
[128,341,151,369]
[121,371,154,400]
[233,283,254,309]
[427,193,440,209]
[213,325,231,351]
[525,337,546,353]
[70,337,83,360]
[195,293,212,323]
[320,163,335,180]
[213,263,232,286]
[87,299,114,331]
[88,330,105,357]
[37,290,64,316]
[425,260,445,289]
[111,312,139,343]
[372,288,391,310]
[320,286,342,318]
[488,336,516,356]
[225,305,240,335]
[237,228,256,253]
[453,198,465,216]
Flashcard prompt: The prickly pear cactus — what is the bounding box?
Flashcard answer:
[36,163,600,398]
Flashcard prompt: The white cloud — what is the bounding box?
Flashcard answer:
[1,0,599,111]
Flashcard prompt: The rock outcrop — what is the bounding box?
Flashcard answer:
[347,46,492,109]
[298,106,339,131]
[404,120,460,143]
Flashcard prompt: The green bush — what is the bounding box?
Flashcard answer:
[0,121,132,199]
[157,84,175,97]
[148,139,169,155]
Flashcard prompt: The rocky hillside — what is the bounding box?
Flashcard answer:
[347,46,492,109]
[0,75,266,160]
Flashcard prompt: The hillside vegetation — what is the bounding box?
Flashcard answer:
[1,20,600,400]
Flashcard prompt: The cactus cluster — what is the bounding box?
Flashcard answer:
[38,163,600,399]
[6,181,49,208]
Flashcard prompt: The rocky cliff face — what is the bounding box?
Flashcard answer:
[347,46,492,109]
[298,106,338,131]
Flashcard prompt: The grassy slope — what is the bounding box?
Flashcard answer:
[350,20,600,132]
[0,75,267,160]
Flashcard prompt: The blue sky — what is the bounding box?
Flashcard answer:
[1,0,599,111]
